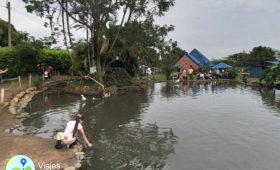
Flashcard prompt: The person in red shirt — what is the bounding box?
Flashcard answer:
[47,66,54,79]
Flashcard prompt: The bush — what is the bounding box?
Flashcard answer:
[39,49,71,74]
[33,76,43,88]
[104,68,132,86]
[14,43,40,74]
[0,43,71,78]
[260,64,280,87]
[227,68,239,79]
[0,47,16,77]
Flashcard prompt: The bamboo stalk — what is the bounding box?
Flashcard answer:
[0,88,4,105]
[29,74,32,87]
[18,76,22,89]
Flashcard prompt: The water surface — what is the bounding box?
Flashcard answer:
[23,82,280,170]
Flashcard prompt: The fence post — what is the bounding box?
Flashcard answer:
[0,88,4,105]
[29,74,32,88]
[18,76,22,89]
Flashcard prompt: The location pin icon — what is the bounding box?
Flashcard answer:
[20,158,27,167]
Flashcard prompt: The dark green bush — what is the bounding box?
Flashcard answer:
[39,49,71,73]
[0,47,19,77]
[0,43,71,78]
[14,43,40,74]
[33,76,43,88]
[227,68,239,79]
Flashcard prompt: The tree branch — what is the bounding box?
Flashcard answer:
[56,0,90,28]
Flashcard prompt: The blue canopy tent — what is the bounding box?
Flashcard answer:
[213,62,232,70]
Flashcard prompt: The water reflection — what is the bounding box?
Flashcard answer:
[160,81,238,99]
[21,82,280,170]
[84,123,177,170]
[82,92,150,131]
[258,88,280,113]
[22,90,80,137]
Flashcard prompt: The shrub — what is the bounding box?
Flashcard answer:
[33,76,43,88]
[227,68,239,79]
[14,43,40,74]
[39,49,71,74]
[0,43,71,78]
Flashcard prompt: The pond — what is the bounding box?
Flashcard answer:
[22,82,280,170]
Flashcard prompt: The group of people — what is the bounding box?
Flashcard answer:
[37,64,54,80]
[178,65,194,81]
[178,67,230,81]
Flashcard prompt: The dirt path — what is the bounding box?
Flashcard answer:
[0,76,77,169]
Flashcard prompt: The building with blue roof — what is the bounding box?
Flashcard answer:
[175,49,211,71]
[189,49,211,67]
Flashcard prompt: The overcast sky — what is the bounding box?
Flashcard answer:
[1,0,280,59]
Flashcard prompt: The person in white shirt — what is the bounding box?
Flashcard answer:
[63,112,92,148]
[188,65,194,80]
[146,67,152,80]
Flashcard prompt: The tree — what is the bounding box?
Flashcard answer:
[22,0,175,82]
[224,46,276,67]
[249,46,276,67]
[227,52,250,67]
[161,41,184,79]
[0,18,28,47]
[260,64,280,87]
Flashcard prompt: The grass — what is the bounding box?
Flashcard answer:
[141,74,167,82]
[248,78,259,83]
[153,74,167,82]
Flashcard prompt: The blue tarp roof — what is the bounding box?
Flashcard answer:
[189,49,211,67]
[265,61,280,65]
[213,62,232,69]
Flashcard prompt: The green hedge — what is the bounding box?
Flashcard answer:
[39,49,71,74]
[0,44,71,78]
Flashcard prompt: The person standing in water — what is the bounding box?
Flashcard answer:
[63,112,92,148]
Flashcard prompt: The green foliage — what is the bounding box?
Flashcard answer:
[250,46,275,66]
[22,0,176,81]
[153,74,167,82]
[14,43,40,74]
[161,42,184,79]
[222,46,276,67]
[33,76,43,88]
[227,68,239,79]
[0,47,17,77]
[0,43,71,78]
[39,49,71,73]
[0,18,28,47]
[260,64,280,87]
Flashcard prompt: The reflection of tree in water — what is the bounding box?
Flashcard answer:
[160,82,182,98]
[22,90,80,133]
[25,90,79,113]
[258,88,280,112]
[86,123,177,170]
[83,92,150,130]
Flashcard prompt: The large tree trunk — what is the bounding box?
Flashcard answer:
[61,1,68,50]
[65,2,73,48]
[93,29,103,82]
